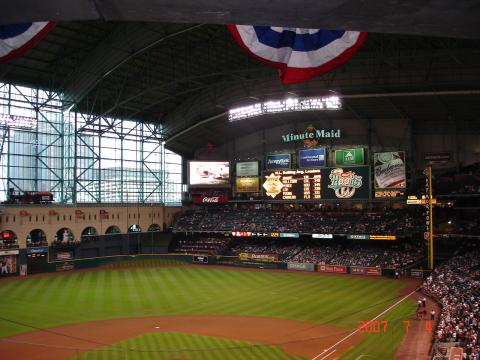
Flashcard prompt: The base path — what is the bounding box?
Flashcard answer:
[0,315,364,360]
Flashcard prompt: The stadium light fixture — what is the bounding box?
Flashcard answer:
[228,95,341,122]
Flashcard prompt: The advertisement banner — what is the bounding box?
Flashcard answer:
[317,264,347,274]
[26,247,48,254]
[322,166,371,200]
[334,148,365,166]
[56,262,74,272]
[265,154,291,170]
[298,148,326,168]
[191,189,229,205]
[0,255,17,276]
[236,161,259,177]
[351,267,382,276]
[0,249,19,255]
[410,269,424,278]
[193,255,209,264]
[239,253,278,262]
[374,152,406,189]
[312,234,333,239]
[287,262,315,272]
[235,177,260,193]
[188,161,230,187]
[424,152,450,166]
[55,251,73,260]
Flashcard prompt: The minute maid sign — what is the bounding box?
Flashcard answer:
[282,124,341,147]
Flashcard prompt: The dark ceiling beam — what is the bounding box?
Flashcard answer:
[2,0,480,39]
[61,23,203,109]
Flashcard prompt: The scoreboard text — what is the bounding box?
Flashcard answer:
[263,169,322,200]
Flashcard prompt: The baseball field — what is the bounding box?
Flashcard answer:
[0,260,420,359]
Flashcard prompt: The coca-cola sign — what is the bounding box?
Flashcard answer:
[191,191,229,205]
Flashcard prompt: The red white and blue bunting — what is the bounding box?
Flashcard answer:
[228,25,367,84]
[0,22,55,62]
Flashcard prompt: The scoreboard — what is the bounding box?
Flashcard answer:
[263,169,322,200]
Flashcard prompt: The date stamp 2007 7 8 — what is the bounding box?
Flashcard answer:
[357,320,433,334]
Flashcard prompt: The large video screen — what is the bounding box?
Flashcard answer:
[189,161,230,187]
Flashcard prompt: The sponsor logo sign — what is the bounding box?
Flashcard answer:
[239,253,278,262]
[236,161,259,177]
[374,152,406,189]
[26,247,48,254]
[265,154,291,170]
[55,251,73,260]
[351,267,382,276]
[347,234,369,240]
[193,255,209,264]
[191,190,229,205]
[282,124,341,145]
[424,152,450,165]
[235,177,260,193]
[298,148,326,168]
[288,262,314,272]
[312,233,333,239]
[56,262,74,272]
[0,250,19,255]
[375,190,405,198]
[410,269,424,278]
[318,264,347,274]
[323,166,370,200]
[280,233,300,238]
[334,148,365,166]
[369,235,396,240]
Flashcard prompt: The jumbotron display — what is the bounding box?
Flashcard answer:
[263,169,322,200]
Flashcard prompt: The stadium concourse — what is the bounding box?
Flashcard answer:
[2,2,480,360]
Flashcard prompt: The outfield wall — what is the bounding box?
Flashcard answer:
[31,253,424,279]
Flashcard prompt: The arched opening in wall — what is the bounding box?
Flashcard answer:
[1,230,18,249]
[128,224,141,233]
[54,228,76,246]
[81,226,98,243]
[105,226,121,235]
[148,224,161,232]
[27,229,47,247]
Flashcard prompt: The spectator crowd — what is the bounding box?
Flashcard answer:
[174,207,421,236]
[422,246,480,360]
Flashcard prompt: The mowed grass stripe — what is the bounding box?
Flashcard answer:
[73,332,306,360]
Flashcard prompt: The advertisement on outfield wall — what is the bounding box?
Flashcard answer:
[321,166,371,200]
[265,154,291,170]
[374,152,406,189]
[298,148,326,168]
[188,161,230,187]
[350,267,382,276]
[239,253,278,262]
[55,251,73,260]
[235,177,260,193]
[317,264,347,274]
[236,161,259,177]
[0,253,17,276]
[287,262,315,272]
[334,148,365,166]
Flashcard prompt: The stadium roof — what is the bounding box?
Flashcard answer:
[1,1,480,157]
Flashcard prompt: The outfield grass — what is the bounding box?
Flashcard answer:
[73,332,305,360]
[0,265,416,359]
